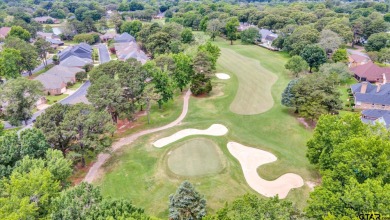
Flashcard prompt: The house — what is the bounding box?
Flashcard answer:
[58,43,92,61]
[361,109,390,128]
[100,32,118,42]
[114,42,148,64]
[0,27,11,39]
[351,81,390,110]
[258,28,279,50]
[114,32,135,43]
[34,65,84,95]
[350,62,390,83]
[238,23,257,32]
[59,55,92,68]
[33,16,59,24]
[348,54,370,68]
[36,31,59,40]
[46,38,64,49]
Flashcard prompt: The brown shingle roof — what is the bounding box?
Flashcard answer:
[349,54,370,63]
[0,27,11,38]
[350,62,390,82]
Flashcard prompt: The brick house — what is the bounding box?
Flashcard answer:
[348,54,370,68]
[350,62,390,83]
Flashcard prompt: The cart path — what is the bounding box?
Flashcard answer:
[83,90,191,183]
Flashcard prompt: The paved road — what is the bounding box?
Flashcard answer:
[84,90,191,183]
[347,49,369,58]
[98,44,110,64]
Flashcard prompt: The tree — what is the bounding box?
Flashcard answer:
[284,55,308,77]
[145,32,172,56]
[0,78,43,125]
[365,32,390,52]
[169,181,207,220]
[75,71,87,82]
[4,37,40,75]
[300,45,327,72]
[34,104,72,155]
[283,26,319,55]
[34,38,52,67]
[318,29,343,54]
[87,75,125,123]
[110,12,123,33]
[318,63,352,83]
[13,149,72,185]
[332,48,348,63]
[172,53,194,92]
[8,26,31,42]
[291,73,342,121]
[152,70,175,109]
[210,194,302,219]
[181,28,194,43]
[0,168,61,219]
[378,48,390,64]
[226,17,239,45]
[193,51,213,76]
[305,114,390,219]
[385,13,390,22]
[281,79,299,110]
[190,73,212,96]
[61,103,114,167]
[120,20,142,36]
[0,48,23,79]
[198,42,221,71]
[324,18,353,43]
[51,182,102,219]
[89,199,150,219]
[241,27,260,44]
[73,33,98,44]
[207,19,223,41]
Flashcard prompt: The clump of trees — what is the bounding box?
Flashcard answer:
[34,103,115,167]
[305,114,390,219]
[73,33,100,44]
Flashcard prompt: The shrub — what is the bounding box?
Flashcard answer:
[190,74,212,96]
[76,71,87,82]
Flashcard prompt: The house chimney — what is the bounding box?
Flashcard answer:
[377,83,382,93]
[360,81,368,94]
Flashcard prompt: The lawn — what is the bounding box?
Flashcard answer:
[67,81,83,90]
[96,37,317,218]
[46,94,69,105]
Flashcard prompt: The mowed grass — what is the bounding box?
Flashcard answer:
[96,37,317,218]
[219,47,277,115]
[167,138,225,177]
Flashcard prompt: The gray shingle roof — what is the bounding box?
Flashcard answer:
[361,109,390,128]
[259,29,273,40]
[352,83,390,105]
[59,55,92,67]
[114,32,135,43]
[34,65,84,90]
[59,43,92,61]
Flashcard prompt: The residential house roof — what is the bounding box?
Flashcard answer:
[34,65,84,90]
[59,55,92,67]
[361,109,390,128]
[114,42,148,64]
[265,33,278,41]
[46,38,64,45]
[36,31,56,39]
[100,32,118,40]
[350,62,390,82]
[0,27,11,38]
[349,54,370,63]
[58,43,92,61]
[351,83,390,105]
[114,32,135,43]
[259,29,273,40]
[33,16,56,22]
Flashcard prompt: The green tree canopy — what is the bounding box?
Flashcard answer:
[284,55,308,77]
[169,181,207,220]
[225,17,239,45]
[8,26,31,41]
[0,48,23,79]
[365,32,390,52]
[300,45,327,72]
[241,27,260,44]
[0,77,43,125]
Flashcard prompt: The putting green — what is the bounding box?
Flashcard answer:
[218,47,277,115]
[167,138,224,177]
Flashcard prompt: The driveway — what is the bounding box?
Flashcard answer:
[98,44,110,64]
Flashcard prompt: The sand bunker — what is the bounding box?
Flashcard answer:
[153,124,228,148]
[215,73,230,80]
[227,142,304,199]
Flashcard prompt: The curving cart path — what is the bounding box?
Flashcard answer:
[83,90,191,183]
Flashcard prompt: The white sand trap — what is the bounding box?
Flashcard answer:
[215,73,230,80]
[227,142,304,199]
[153,124,228,148]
